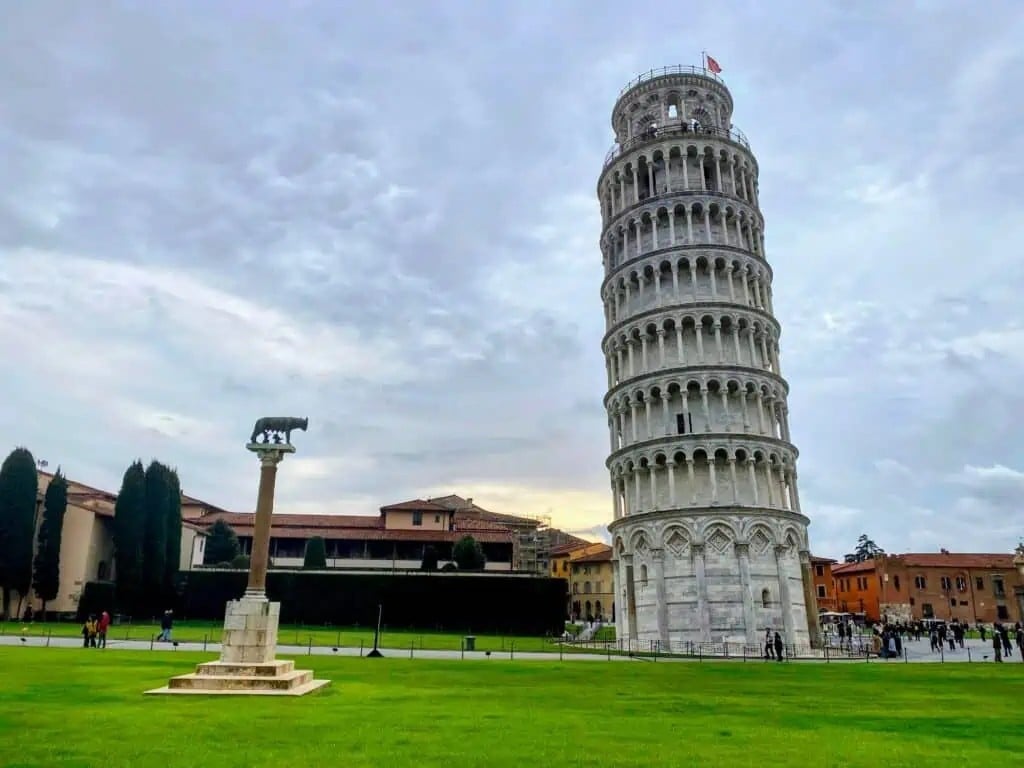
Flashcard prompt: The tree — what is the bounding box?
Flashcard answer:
[0,447,39,619]
[844,534,885,563]
[114,461,147,614]
[142,461,170,607]
[163,468,182,596]
[33,468,68,616]
[453,535,486,571]
[420,545,439,571]
[205,519,240,565]
[303,536,327,569]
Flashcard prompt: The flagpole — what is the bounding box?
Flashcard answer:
[701,50,706,72]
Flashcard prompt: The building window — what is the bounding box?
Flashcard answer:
[955,576,967,592]
[572,583,579,594]
[639,564,648,585]
[434,515,441,523]
[584,582,592,594]
[97,560,109,581]
[997,605,1009,620]
[412,511,423,526]
[762,588,771,607]
[914,576,926,590]
[909,597,915,606]
[815,565,824,577]
[893,575,900,591]
[976,576,984,591]
[993,577,1006,597]
[940,576,952,591]
[921,603,933,618]
[563,561,569,572]
[816,585,826,598]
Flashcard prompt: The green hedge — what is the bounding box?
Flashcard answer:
[178,571,566,635]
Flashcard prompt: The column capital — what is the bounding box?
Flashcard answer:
[622,553,634,565]
[798,549,811,565]
[650,548,665,562]
[666,459,677,468]
[691,542,706,555]
[246,443,295,466]
[734,541,750,556]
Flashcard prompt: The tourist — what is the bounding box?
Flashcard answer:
[1015,624,1023,662]
[947,632,956,652]
[764,628,774,660]
[929,628,939,653]
[1000,624,1012,657]
[978,623,987,642]
[773,631,784,662]
[992,629,1003,663]
[97,610,110,649]
[886,631,897,660]
[158,610,174,642]
[894,630,903,659]
[82,615,98,648]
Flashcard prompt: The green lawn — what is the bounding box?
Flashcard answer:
[0,647,1021,767]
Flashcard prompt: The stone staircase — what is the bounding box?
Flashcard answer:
[150,659,329,696]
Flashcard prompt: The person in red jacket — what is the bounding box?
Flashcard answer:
[97,611,111,649]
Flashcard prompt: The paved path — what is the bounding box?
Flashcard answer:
[3,633,1022,664]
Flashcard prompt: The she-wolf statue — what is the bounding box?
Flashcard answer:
[249,416,309,445]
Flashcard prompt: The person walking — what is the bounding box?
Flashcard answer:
[773,631,784,662]
[158,610,174,642]
[1015,624,1024,662]
[894,630,903,659]
[97,610,110,649]
[1000,624,1012,658]
[764,628,774,660]
[992,629,1003,662]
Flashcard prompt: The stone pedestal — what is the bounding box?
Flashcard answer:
[146,598,329,697]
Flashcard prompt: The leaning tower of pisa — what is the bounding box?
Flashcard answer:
[600,66,818,650]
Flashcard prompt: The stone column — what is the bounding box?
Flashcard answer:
[735,542,757,644]
[775,545,796,648]
[624,553,638,641]
[693,543,712,643]
[799,550,821,648]
[652,549,670,647]
[246,446,292,598]
[667,460,677,506]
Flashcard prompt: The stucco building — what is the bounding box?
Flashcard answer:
[192,499,518,571]
[550,541,616,621]
[4,470,208,617]
[811,555,838,613]
[600,65,815,649]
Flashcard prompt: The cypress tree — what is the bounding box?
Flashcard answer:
[0,447,38,619]
[33,468,68,616]
[303,536,327,569]
[163,468,182,598]
[142,461,169,611]
[205,519,240,565]
[114,461,147,615]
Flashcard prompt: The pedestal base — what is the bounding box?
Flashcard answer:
[146,598,329,697]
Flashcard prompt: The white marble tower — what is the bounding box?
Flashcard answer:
[600,66,817,650]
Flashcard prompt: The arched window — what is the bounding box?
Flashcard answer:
[639,564,648,585]
[97,560,109,581]
[761,588,770,607]
[584,581,592,594]
[668,104,678,119]
[572,582,579,594]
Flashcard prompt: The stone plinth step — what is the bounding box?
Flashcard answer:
[168,669,312,691]
[196,660,295,677]
[146,678,330,697]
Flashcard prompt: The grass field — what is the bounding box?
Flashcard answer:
[0,619,564,653]
[1,647,1022,767]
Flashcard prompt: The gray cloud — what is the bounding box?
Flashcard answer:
[2,0,1023,553]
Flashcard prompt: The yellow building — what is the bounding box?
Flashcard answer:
[549,541,615,623]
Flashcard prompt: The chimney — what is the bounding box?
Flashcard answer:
[940,548,949,555]
[466,498,473,505]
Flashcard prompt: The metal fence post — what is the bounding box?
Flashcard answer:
[203,634,208,652]
[307,636,312,655]
[409,642,414,659]
[359,640,364,657]
[967,647,971,663]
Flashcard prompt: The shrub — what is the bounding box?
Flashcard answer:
[453,536,486,570]
[303,537,327,569]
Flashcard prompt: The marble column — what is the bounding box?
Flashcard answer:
[652,549,670,648]
[735,542,757,645]
[775,545,796,648]
[693,543,712,643]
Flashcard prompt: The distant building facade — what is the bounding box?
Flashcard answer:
[192,499,518,571]
[810,555,837,613]
[550,541,616,621]
[830,552,1024,625]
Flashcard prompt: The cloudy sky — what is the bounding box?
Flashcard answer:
[2,1,1022,558]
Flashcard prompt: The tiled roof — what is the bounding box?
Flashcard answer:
[551,541,590,556]
[380,499,452,513]
[893,553,1016,569]
[831,560,877,575]
[196,512,382,530]
[810,555,837,564]
[572,544,614,563]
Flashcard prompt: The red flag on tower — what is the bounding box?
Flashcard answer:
[706,55,722,74]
